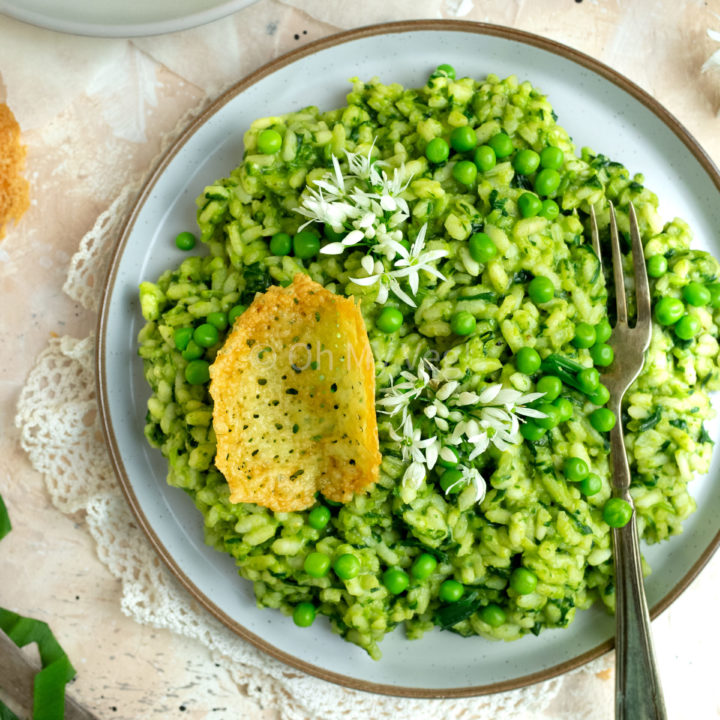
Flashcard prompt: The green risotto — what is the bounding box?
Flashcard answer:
[138,68,720,659]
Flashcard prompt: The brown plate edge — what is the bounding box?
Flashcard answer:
[95,18,720,699]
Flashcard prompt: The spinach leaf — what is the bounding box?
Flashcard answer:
[434,590,481,629]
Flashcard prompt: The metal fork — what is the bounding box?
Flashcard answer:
[590,202,667,720]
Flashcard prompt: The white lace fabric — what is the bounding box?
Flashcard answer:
[14,108,611,720]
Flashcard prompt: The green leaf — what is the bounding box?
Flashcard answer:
[0,700,20,720]
[0,494,11,541]
[699,424,714,445]
[0,607,77,720]
[0,611,72,672]
[434,590,481,629]
[637,408,661,432]
[33,656,74,720]
[540,354,586,392]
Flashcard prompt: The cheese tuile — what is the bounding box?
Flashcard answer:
[209,273,380,511]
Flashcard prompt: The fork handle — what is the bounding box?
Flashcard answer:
[610,419,667,720]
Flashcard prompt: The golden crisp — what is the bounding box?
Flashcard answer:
[0,103,30,240]
[210,273,380,512]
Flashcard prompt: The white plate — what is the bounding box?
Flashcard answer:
[98,21,720,697]
[0,0,257,37]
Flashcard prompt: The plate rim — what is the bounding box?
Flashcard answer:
[0,0,257,38]
[97,19,720,698]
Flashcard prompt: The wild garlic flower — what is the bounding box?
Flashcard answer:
[389,415,440,471]
[295,144,447,307]
[462,467,487,504]
[379,361,546,505]
[349,223,447,307]
[376,362,434,420]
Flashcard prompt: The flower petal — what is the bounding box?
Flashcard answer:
[389,278,416,307]
[477,384,503,404]
[320,242,347,255]
[436,381,459,402]
[349,274,380,286]
[360,254,375,275]
[516,407,547,419]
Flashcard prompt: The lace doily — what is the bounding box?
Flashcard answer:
[14,109,612,720]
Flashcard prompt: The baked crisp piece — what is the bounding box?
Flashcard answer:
[210,273,380,511]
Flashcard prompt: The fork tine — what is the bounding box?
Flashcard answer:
[589,205,602,271]
[609,201,628,326]
[628,203,652,337]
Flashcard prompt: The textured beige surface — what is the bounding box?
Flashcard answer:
[1,0,720,718]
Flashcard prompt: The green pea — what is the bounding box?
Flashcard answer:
[411,553,437,580]
[590,343,614,367]
[577,367,600,393]
[564,456,589,482]
[603,497,633,528]
[293,229,320,259]
[333,553,360,580]
[270,231,293,256]
[376,307,403,333]
[257,128,282,154]
[173,327,193,351]
[184,359,210,385]
[193,323,219,348]
[580,473,602,496]
[518,192,542,218]
[206,311,228,331]
[646,254,667,278]
[451,311,476,336]
[675,314,700,340]
[383,568,409,595]
[437,446,460,469]
[553,397,574,423]
[540,146,564,170]
[594,319,612,344]
[473,144,496,172]
[512,148,540,175]
[510,567,538,595]
[468,232,498,263]
[175,231,196,251]
[436,63,456,79]
[426,137,450,164]
[572,322,597,348]
[588,383,610,406]
[450,126,477,152]
[535,403,561,430]
[590,407,617,432]
[452,160,478,185]
[292,602,316,627]
[654,297,684,325]
[488,132,513,158]
[538,198,559,220]
[181,340,204,361]
[439,468,465,494]
[515,346,541,375]
[682,282,711,307]
[304,551,331,578]
[536,375,562,402]
[479,603,506,627]
[707,283,720,308]
[228,304,247,324]
[534,168,561,196]
[528,275,554,303]
[438,580,465,603]
[520,421,546,442]
[308,505,331,530]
